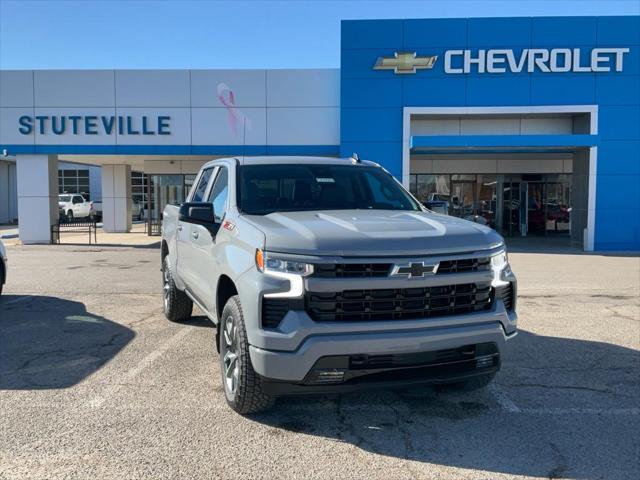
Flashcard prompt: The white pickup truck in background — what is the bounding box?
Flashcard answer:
[58,194,94,222]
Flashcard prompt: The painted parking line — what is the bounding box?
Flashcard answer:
[488,383,639,416]
[520,407,640,416]
[488,383,522,413]
[88,326,194,408]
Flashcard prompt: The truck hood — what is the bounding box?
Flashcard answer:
[243,210,503,257]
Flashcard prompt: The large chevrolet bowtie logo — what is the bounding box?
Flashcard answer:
[373,52,438,74]
[391,261,439,278]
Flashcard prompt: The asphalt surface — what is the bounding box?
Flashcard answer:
[0,243,638,479]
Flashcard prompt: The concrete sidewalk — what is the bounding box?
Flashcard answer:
[1,222,158,247]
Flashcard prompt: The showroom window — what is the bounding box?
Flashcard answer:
[132,171,152,213]
[410,173,570,236]
[58,169,90,200]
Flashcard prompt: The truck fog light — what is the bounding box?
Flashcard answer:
[476,355,495,369]
[311,369,345,384]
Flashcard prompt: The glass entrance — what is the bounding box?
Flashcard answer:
[148,174,196,235]
[410,173,572,238]
[527,181,546,235]
[544,180,572,235]
[502,180,522,236]
[502,175,572,237]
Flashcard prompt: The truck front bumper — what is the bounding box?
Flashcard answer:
[249,315,516,393]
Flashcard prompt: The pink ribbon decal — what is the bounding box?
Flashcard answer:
[217,83,251,138]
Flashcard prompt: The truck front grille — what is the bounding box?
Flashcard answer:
[349,345,475,370]
[313,263,392,278]
[305,282,492,322]
[437,257,491,274]
[312,257,490,278]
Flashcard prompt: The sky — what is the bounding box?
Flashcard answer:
[0,0,638,69]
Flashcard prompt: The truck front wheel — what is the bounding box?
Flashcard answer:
[162,257,193,322]
[219,295,274,415]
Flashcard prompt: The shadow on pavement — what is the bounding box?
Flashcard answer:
[251,330,639,479]
[0,295,134,389]
[181,315,215,328]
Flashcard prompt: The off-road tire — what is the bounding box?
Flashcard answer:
[66,210,74,222]
[162,257,193,322]
[443,372,496,391]
[219,295,274,415]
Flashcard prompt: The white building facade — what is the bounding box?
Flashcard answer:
[0,68,340,243]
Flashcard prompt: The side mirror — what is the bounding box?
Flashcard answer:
[179,202,220,236]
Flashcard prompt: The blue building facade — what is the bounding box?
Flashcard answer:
[1,16,638,249]
[340,16,640,251]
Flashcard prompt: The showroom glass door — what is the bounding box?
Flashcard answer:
[500,175,572,237]
[501,179,521,236]
[544,179,572,236]
[148,175,195,235]
[526,181,546,235]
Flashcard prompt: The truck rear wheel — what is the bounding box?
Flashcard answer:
[219,295,274,415]
[162,257,193,322]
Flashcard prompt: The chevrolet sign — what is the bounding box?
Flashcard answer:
[374,48,630,75]
[445,48,630,74]
[373,52,438,74]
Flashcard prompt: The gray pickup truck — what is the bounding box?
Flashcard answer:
[161,156,517,414]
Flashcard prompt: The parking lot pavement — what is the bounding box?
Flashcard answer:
[0,245,638,480]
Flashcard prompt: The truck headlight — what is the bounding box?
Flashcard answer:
[256,249,313,299]
[490,249,511,286]
[491,250,508,271]
[255,249,314,276]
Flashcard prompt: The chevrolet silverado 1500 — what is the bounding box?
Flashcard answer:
[161,156,517,414]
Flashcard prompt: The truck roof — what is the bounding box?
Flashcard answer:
[203,156,378,168]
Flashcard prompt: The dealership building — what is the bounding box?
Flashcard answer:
[0,15,638,250]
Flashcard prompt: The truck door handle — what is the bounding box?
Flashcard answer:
[192,231,199,240]
[177,224,182,232]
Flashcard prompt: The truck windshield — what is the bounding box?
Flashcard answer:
[238,164,421,215]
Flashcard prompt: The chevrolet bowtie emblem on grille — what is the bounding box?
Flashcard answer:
[391,261,439,278]
[373,52,438,74]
